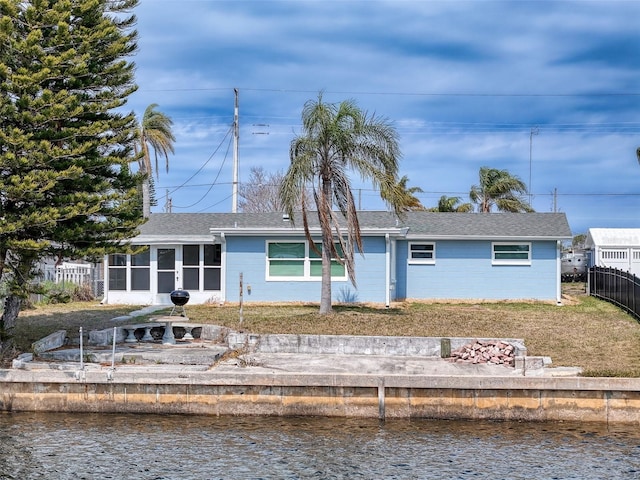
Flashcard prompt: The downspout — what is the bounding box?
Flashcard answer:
[220,233,226,304]
[100,254,108,304]
[385,234,390,308]
[556,241,562,305]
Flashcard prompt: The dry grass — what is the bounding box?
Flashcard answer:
[10,284,640,377]
[13,302,142,351]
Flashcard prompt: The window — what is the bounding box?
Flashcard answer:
[107,244,222,293]
[266,241,347,280]
[108,247,150,291]
[131,247,150,290]
[108,254,127,291]
[183,244,222,291]
[203,244,222,290]
[492,242,531,265]
[268,242,305,277]
[409,243,435,264]
[183,245,200,290]
[310,242,345,277]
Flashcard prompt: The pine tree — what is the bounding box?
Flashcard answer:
[0,0,143,353]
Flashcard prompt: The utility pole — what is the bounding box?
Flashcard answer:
[232,88,239,213]
[529,126,539,207]
[164,189,172,213]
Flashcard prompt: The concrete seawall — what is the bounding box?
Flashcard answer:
[2,368,640,424]
[5,327,639,424]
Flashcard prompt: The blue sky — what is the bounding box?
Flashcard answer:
[128,0,640,235]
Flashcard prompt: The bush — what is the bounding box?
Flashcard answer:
[37,281,94,304]
[72,283,94,302]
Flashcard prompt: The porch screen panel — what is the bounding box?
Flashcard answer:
[183,245,200,290]
[108,268,126,291]
[157,248,175,293]
[131,247,150,290]
[268,242,305,277]
[158,273,174,293]
[204,244,221,290]
[158,248,175,269]
[108,254,126,290]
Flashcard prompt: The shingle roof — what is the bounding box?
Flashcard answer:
[401,212,572,238]
[136,211,571,240]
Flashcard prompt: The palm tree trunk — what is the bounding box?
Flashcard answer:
[319,178,333,314]
[142,177,151,218]
[319,233,333,314]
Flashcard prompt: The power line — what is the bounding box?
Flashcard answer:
[164,125,232,196]
[140,86,640,98]
[170,128,234,209]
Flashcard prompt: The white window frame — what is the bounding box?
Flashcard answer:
[265,240,348,281]
[492,242,531,266]
[130,246,151,291]
[408,242,436,264]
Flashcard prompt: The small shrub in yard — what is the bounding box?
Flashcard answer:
[37,281,94,304]
[72,283,94,302]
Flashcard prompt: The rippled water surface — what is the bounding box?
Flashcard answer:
[1,412,639,479]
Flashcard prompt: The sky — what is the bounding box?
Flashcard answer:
[127,0,640,236]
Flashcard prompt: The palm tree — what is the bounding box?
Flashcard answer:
[384,175,426,212]
[469,167,533,213]
[428,195,473,212]
[280,93,402,314]
[135,104,175,218]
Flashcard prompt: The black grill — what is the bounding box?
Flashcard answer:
[169,289,189,316]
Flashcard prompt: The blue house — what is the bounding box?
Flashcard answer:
[101,211,571,306]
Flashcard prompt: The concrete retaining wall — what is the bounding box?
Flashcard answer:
[2,369,640,424]
[228,333,528,357]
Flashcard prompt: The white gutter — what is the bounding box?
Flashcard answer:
[220,233,226,304]
[385,233,390,308]
[556,241,562,305]
[100,256,108,304]
[404,234,572,241]
[133,235,214,244]
[210,227,408,237]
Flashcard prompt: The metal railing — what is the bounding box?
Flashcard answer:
[588,266,640,320]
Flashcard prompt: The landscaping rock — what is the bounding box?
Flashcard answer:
[450,340,515,366]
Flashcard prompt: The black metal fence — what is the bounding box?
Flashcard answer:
[588,266,640,320]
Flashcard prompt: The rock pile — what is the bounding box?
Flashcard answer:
[450,340,515,366]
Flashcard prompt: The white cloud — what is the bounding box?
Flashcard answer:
[130,0,640,233]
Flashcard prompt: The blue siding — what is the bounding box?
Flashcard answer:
[225,236,559,303]
[224,236,388,303]
[348,237,388,303]
[398,240,558,301]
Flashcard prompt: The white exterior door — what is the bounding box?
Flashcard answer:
[155,246,181,304]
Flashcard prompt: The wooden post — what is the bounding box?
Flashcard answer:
[441,338,451,358]
[239,272,244,328]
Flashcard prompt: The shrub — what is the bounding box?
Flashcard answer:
[41,281,73,304]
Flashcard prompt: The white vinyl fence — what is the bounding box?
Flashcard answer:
[41,262,104,298]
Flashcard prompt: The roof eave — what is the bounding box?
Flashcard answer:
[404,234,572,241]
[132,235,215,244]
[211,227,408,237]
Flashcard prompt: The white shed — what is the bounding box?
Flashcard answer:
[585,228,640,277]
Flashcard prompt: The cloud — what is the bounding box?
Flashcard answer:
[129,0,640,234]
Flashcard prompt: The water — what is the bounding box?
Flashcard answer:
[1,412,639,479]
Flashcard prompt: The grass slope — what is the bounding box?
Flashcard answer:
[10,285,640,377]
